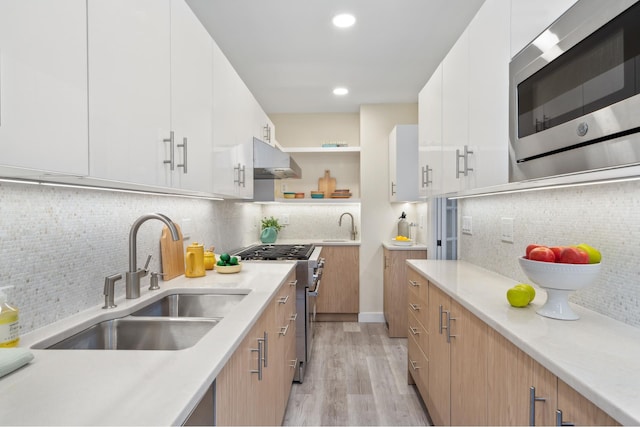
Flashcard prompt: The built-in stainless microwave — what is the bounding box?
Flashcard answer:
[509,0,640,181]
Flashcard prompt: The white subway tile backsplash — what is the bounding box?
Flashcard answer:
[458,180,640,327]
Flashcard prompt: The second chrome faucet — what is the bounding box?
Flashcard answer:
[339,212,358,241]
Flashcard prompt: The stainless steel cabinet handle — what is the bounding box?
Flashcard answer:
[250,339,263,380]
[556,410,574,426]
[289,358,298,369]
[262,332,268,368]
[409,360,420,370]
[408,280,419,287]
[289,280,298,287]
[240,164,246,187]
[278,295,289,304]
[391,182,397,195]
[163,131,175,170]
[456,145,474,178]
[234,163,245,187]
[289,313,298,322]
[409,303,420,311]
[177,137,187,173]
[422,165,433,187]
[439,305,445,335]
[529,386,547,426]
[446,311,456,343]
[409,326,420,335]
[279,324,289,336]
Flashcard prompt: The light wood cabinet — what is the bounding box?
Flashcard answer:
[215,271,296,426]
[0,0,88,175]
[557,379,620,426]
[407,267,429,401]
[388,125,419,202]
[384,247,427,337]
[316,246,359,320]
[426,283,451,426]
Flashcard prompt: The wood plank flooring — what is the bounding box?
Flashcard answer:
[283,322,432,426]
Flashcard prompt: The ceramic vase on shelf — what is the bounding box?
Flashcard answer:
[260,227,278,244]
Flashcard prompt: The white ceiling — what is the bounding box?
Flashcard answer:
[186,0,485,114]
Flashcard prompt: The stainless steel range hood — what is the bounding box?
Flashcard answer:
[253,137,301,179]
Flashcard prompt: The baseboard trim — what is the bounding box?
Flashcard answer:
[358,312,385,323]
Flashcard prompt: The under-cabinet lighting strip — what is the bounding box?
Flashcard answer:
[0,177,224,200]
[448,175,640,200]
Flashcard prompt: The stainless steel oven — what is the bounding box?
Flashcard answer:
[510,0,640,181]
[232,244,323,383]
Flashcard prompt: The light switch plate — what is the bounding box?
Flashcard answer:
[281,214,290,225]
[462,216,472,235]
[501,217,514,243]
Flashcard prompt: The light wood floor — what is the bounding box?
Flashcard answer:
[283,322,432,426]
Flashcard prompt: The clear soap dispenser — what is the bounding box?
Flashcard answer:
[0,287,19,347]
[398,212,410,238]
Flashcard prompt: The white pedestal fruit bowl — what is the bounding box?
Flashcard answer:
[518,256,601,320]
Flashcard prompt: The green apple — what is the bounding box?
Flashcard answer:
[507,287,530,308]
[576,243,601,264]
[514,283,536,302]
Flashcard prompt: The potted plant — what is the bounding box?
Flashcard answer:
[260,216,284,243]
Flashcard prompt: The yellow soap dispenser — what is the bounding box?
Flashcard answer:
[0,287,19,348]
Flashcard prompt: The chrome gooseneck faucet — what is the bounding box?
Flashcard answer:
[339,212,358,241]
[126,213,179,299]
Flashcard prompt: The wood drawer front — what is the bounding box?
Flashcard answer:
[408,331,429,398]
[408,287,428,329]
[408,309,428,356]
[407,267,428,303]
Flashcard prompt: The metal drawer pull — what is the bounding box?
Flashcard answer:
[163,131,175,170]
[409,303,420,311]
[261,332,268,368]
[439,305,445,334]
[408,280,419,287]
[391,181,397,195]
[289,313,298,322]
[289,280,298,287]
[250,339,263,380]
[409,326,420,335]
[289,358,298,369]
[278,295,289,304]
[279,324,289,336]
[556,410,574,427]
[177,137,188,173]
[409,360,420,370]
[456,145,474,178]
[529,386,546,426]
[446,311,456,343]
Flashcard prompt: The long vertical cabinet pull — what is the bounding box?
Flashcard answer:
[456,145,474,178]
[261,332,268,368]
[234,163,246,187]
[439,305,445,334]
[529,386,547,426]
[391,182,397,195]
[446,311,456,343]
[177,137,188,173]
[163,131,175,170]
[250,339,263,380]
[422,165,432,188]
[555,410,574,427]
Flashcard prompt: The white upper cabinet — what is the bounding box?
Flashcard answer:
[418,64,443,199]
[88,0,171,187]
[169,0,213,194]
[389,124,419,202]
[88,0,213,193]
[212,40,254,199]
[0,0,88,175]
[510,0,579,58]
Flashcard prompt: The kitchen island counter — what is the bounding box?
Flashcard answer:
[0,262,296,426]
[407,259,640,426]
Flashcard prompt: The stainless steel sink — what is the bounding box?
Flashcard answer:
[321,239,348,242]
[43,318,216,350]
[130,293,247,318]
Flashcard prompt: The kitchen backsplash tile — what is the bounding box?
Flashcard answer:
[0,182,261,334]
[261,203,360,241]
[458,180,640,328]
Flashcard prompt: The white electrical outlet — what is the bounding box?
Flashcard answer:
[281,213,290,225]
[181,218,192,240]
[501,217,514,243]
[462,216,473,235]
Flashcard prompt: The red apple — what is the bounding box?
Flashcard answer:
[525,244,545,259]
[549,246,564,261]
[558,246,589,264]
[528,246,556,263]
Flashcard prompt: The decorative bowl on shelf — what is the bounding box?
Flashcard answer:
[294,192,305,198]
[310,191,324,199]
[283,192,296,199]
[518,256,601,320]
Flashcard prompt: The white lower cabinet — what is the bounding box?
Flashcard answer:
[0,0,88,175]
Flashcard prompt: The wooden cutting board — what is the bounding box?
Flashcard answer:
[160,223,184,281]
[318,170,336,198]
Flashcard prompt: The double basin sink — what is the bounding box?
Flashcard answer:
[33,292,248,351]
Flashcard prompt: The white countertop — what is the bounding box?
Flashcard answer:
[0,262,296,426]
[407,260,640,426]
[267,238,360,246]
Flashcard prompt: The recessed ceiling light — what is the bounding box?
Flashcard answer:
[333,87,349,96]
[332,13,356,28]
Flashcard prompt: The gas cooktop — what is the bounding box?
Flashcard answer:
[234,244,315,261]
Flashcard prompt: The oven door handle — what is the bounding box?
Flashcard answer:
[307,278,321,297]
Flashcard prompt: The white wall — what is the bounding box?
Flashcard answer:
[359,103,419,320]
